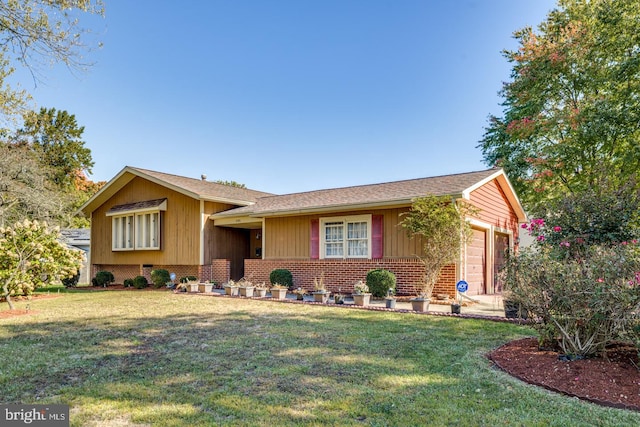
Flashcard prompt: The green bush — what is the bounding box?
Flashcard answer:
[62,273,80,288]
[180,276,198,283]
[123,278,134,288]
[150,269,171,288]
[269,269,293,288]
[93,271,114,287]
[503,242,640,358]
[133,275,148,289]
[366,269,397,297]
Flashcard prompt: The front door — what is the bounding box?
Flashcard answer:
[466,227,486,295]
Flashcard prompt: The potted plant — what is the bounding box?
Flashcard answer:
[187,278,200,293]
[237,279,255,297]
[312,273,330,303]
[334,288,345,304]
[223,279,239,296]
[385,287,396,309]
[292,287,307,301]
[400,195,477,313]
[255,282,268,297]
[270,283,288,300]
[352,280,371,306]
[197,279,214,293]
[451,296,461,314]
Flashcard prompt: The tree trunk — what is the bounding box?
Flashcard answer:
[2,282,14,310]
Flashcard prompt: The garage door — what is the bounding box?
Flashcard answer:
[466,228,486,295]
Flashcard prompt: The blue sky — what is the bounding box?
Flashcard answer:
[15,0,556,194]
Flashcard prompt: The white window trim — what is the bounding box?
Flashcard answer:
[320,214,372,259]
[111,210,162,251]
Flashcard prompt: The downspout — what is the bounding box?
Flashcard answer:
[200,200,205,265]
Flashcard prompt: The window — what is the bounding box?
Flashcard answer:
[135,212,160,250]
[320,215,371,259]
[112,215,134,250]
[107,199,166,251]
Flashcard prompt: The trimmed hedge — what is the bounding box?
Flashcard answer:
[62,273,80,288]
[92,270,114,288]
[366,269,396,298]
[150,269,171,288]
[269,269,293,288]
[133,275,148,289]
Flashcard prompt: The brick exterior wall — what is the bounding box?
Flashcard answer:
[244,259,457,297]
[211,259,231,285]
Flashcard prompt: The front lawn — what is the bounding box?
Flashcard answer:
[1,292,638,426]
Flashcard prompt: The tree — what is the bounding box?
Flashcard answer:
[0,219,83,310]
[19,107,94,189]
[0,1,104,122]
[400,196,477,298]
[479,0,640,211]
[214,180,246,189]
[0,142,69,226]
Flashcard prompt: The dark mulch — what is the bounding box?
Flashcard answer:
[489,337,640,412]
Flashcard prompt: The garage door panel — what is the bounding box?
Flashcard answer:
[466,228,485,295]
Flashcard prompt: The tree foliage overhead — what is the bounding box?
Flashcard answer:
[0,0,104,121]
[19,107,94,188]
[479,0,640,211]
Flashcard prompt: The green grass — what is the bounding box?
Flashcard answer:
[1,292,639,426]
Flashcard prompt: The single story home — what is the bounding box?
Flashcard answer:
[80,166,526,296]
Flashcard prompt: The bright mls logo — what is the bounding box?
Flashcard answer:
[1,404,69,426]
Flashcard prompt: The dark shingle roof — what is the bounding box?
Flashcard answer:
[216,168,501,217]
[129,167,274,203]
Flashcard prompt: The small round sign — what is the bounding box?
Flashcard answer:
[456,280,468,293]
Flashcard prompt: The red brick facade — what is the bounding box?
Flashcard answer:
[92,264,211,285]
[244,258,457,297]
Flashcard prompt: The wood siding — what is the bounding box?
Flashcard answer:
[91,178,244,267]
[263,207,424,259]
[468,180,519,235]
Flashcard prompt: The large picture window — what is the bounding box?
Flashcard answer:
[320,215,371,259]
[107,199,166,251]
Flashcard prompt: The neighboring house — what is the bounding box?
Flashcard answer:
[81,166,526,296]
[60,228,91,284]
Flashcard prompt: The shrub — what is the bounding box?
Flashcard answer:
[123,278,134,288]
[133,275,148,289]
[180,276,198,283]
[62,273,80,288]
[366,269,396,298]
[94,271,114,287]
[150,269,171,288]
[269,269,293,288]
[503,243,640,358]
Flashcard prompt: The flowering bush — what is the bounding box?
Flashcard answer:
[503,242,640,357]
[506,184,640,358]
[0,219,83,310]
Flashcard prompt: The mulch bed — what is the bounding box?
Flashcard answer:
[488,337,640,412]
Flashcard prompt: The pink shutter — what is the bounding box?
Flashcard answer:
[372,215,383,259]
[310,219,320,259]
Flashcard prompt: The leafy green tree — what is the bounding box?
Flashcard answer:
[19,107,94,189]
[400,196,477,298]
[214,180,246,189]
[479,0,640,211]
[0,219,83,310]
[0,1,104,122]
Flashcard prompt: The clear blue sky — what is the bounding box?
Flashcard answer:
[15,0,556,195]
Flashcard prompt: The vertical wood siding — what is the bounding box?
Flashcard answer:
[263,207,424,259]
[91,177,201,265]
